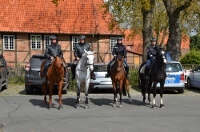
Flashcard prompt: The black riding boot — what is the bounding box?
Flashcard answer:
[71,64,76,80]
[42,67,48,83]
[145,66,149,79]
[125,66,130,79]
[105,64,111,78]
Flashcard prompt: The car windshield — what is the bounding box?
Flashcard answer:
[166,63,182,72]
[93,65,107,72]
[30,57,46,67]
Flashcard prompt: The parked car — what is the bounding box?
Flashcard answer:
[89,63,113,92]
[0,55,9,91]
[156,61,185,93]
[186,66,200,89]
[25,54,69,94]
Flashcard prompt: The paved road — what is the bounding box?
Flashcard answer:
[0,94,200,132]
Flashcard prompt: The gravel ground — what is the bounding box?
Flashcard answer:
[0,83,200,96]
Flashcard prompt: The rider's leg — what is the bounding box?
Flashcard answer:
[145,59,151,79]
[71,63,76,80]
[124,60,129,79]
[105,59,114,77]
[42,60,50,83]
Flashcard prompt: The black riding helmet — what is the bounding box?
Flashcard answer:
[117,37,123,41]
[79,35,86,40]
[50,35,57,40]
[151,37,157,42]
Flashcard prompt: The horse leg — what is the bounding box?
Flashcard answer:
[112,83,117,108]
[58,81,63,110]
[84,79,90,109]
[147,80,152,104]
[119,81,123,108]
[48,82,54,109]
[125,79,132,104]
[152,82,157,108]
[42,83,47,103]
[76,83,81,109]
[160,81,165,108]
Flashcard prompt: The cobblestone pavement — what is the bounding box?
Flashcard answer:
[1,83,200,96]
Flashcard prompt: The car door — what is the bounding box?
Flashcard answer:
[193,66,200,88]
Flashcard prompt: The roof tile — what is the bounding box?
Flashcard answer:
[0,0,122,35]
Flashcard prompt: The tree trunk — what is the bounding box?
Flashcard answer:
[141,0,155,62]
[166,14,181,61]
[163,0,192,61]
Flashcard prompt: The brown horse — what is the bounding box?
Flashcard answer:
[110,54,132,108]
[40,56,65,109]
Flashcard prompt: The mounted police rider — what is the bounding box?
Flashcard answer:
[105,37,129,79]
[42,35,65,83]
[71,35,93,80]
[145,37,159,79]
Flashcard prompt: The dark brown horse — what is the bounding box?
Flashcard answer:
[40,56,65,109]
[110,54,132,108]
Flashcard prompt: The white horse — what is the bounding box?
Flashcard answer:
[75,50,95,109]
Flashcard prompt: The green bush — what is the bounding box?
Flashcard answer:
[129,69,139,86]
[180,50,200,64]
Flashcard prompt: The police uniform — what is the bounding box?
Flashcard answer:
[42,35,63,82]
[145,38,159,78]
[106,37,129,78]
[71,35,91,80]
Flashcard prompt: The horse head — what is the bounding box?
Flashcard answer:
[84,49,95,71]
[156,47,167,64]
[53,56,64,79]
[115,54,124,72]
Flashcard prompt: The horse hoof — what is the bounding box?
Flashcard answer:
[85,105,89,109]
[75,104,80,109]
[113,104,116,108]
[119,104,123,108]
[160,104,165,108]
[152,104,157,109]
[58,105,63,110]
[49,105,53,109]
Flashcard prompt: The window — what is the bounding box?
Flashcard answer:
[44,35,51,50]
[110,37,117,52]
[3,35,15,50]
[72,36,79,51]
[30,35,42,49]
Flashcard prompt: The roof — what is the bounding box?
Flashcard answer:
[0,0,122,35]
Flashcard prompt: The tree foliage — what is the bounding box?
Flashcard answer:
[190,33,200,50]
[180,50,200,64]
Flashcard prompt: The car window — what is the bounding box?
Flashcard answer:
[30,57,46,66]
[166,63,182,72]
[0,57,7,67]
[195,66,200,71]
[93,65,107,72]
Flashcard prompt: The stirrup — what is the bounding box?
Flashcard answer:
[42,78,46,83]
[145,75,149,79]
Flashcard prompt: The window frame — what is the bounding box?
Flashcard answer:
[3,35,15,50]
[110,37,118,52]
[72,36,79,51]
[44,35,51,50]
[30,35,42,49]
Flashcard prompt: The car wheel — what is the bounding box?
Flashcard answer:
[187,78,192,89]
[25,85,33,94]
[178,88,184,94]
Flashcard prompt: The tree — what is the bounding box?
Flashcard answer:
[163,0,193,61]
[180,50,200,64]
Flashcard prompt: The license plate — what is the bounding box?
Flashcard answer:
[165,77,175,84]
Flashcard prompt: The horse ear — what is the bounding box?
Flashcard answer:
[84,49,88,53]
